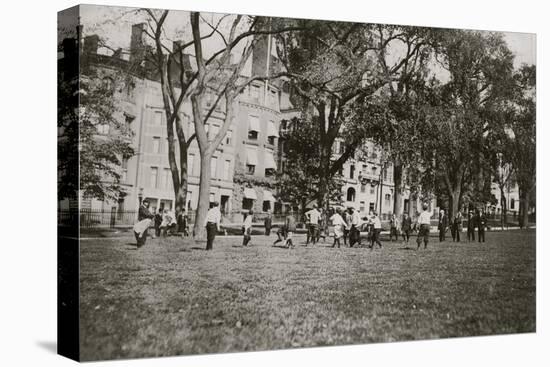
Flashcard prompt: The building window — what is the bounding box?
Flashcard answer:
[350,165,355,179]
[370,186,375,195]
[248,130,258,140]
[250,85,260,102]
[263,201,271,212]
[361,183,366,193]
[152,137,161,154]
[269,90,278,110]
[265,168,275,177]
[346,187,356,202]
[153,111,163,125]
[511,198,515,210]
[246,147,258,175]
[267,136,275,145]
[211,157,218,178]
[209,125,220,142]
[360,201,365,213]
[372,166,377,176]
[223,160,231,180]
[150,167,158,188]
[121,157,128,182]
[243,198,254,210]
[225,130,232,145]
[385,193,391,208]
[369,203,375,213]
[383,168,388,181]
[96,123,109,135]
[248,115,260,141]
[188,154,195,176]
[161,168,171,189]
[339,143,345,154]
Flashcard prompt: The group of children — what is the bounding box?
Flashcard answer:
[266,203,480,251]
[136,198,489,251]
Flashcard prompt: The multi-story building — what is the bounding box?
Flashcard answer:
[59,23,436,225]
[59,24,291,223]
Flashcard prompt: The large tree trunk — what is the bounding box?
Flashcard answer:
[499,184,507,230]
[193,151,212,240]
[392,159,403,217]
[173,115,190,216]
[318,143,331,211]
[520,187,530,229]
[449,187,461,220]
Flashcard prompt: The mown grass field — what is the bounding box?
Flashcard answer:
[79,229,535,361]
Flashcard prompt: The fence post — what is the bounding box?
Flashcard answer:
[110,207,116,228]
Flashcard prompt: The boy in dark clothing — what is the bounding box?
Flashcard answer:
[136,200,154,247]
[154,210,162,238]
[438,209,448,242]
[467,211,476,241]
[477,210,487,243]
[401,213,412,245]
[284,214,297,248]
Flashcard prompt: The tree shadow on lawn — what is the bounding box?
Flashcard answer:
[124,243,138,250]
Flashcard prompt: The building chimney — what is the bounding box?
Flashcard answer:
[129,23,146,65]
[83,34,99,54]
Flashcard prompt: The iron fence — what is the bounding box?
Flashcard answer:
[59,209,198,229]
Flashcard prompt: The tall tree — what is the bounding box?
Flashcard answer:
[138,11,302,238]
[276,117,344,213]
[509,64,536,228]
[421,30,515,218]
[273,21,431,212]
[188,14,304,239]
[346,27,436,216]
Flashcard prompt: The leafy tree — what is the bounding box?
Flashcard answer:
[417,30,515,218]
[273,21,432,212]
[276,117,343,213]
[509,64,536,228]
[58,46,135,202]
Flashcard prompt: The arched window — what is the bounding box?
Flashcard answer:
[346,187,356,202]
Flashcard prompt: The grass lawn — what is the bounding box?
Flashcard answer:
[79,229,535,361]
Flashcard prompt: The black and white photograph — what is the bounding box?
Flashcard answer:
[55,2,539,362]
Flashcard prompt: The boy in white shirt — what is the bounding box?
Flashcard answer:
[416,203,432,249]
[370,212,382,249]
[330,208,348,248]
[242,209,253,246]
